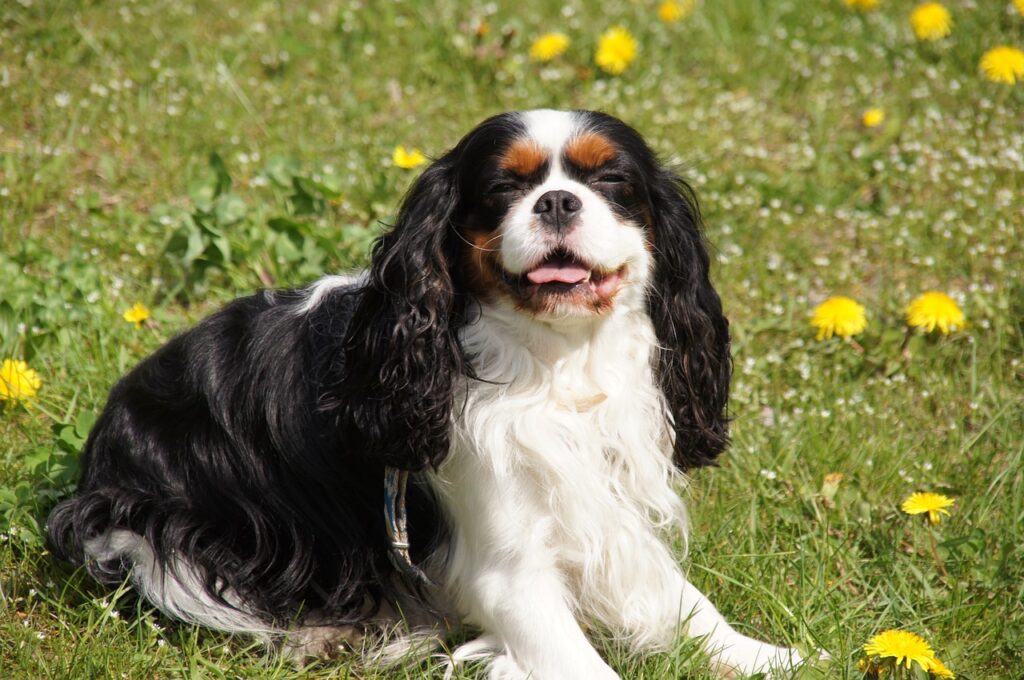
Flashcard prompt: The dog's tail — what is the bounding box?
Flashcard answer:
[48,493,281,638]
[47,489,125,581]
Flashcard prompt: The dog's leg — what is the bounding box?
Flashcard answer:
[458,562,620,680]
[438,461,620,680]
[671,577,804,678]
[582,523,804,678]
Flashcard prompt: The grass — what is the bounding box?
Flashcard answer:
[2,0,1022,677]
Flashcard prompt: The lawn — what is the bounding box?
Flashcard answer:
[2,0,1022,677]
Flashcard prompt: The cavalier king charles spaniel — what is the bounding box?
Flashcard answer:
[48,110,808,678]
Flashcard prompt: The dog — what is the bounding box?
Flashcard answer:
[48,109,807,678]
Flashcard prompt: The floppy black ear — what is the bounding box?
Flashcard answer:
[647,171,732,470]
[336,156,469,471]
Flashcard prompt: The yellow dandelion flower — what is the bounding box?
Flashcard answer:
[980,46,1024,84]
[1015,0,1024,17]
[928,657,955,679]
[845,0,881,11]
[392,146,427,170]
[811,296,867,341]
[123,303,151,329]
[595,26,638,75]
[658,0,695,23]
[910,3,952,41]
[1,358,42,404]
[862,108,885,128]
[863,630,937,672]
[529,32,570,62]
[906,291,964,334]
[902,491,955,525]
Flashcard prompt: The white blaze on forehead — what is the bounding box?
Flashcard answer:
[520,109,579,167]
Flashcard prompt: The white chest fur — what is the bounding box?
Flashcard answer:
[433,301,689,646]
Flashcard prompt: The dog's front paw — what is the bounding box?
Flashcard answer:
[485,653,528,680]
[708,634,805,678]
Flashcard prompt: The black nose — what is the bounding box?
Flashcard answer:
[533,190,582,232]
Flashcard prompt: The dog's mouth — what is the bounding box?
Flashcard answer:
[498,249,626,304]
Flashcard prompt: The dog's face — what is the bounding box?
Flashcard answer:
[452,110,655,319]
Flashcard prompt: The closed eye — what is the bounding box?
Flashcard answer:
[593,174,627,184]
[488,182,520,195]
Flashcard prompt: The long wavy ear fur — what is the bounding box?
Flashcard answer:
[335,157,469,471]
[647,171,732,470]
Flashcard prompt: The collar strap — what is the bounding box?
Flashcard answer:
[383,467,435,585]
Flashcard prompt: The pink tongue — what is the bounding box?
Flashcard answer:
[526,264,590,285]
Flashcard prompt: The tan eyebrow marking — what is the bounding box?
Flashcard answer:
[565,132,617,169]
[499,139,548,176]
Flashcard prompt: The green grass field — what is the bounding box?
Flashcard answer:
[2,0,1022,677]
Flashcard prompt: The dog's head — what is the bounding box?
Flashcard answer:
[451,110,654,320]
[340,110,731,471]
